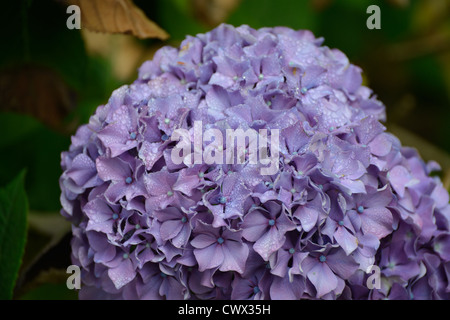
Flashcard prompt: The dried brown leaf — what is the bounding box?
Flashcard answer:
[67,0,169,40]
[191,0,241,27]
[0,65,76,131]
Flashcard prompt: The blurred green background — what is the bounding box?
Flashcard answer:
[0,0,449,300]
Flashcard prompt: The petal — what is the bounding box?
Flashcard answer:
[194,245,224,272]
[326,249,359,279]
[191,233,217,249]
[84,198,117,224]
[368,133,392,157]
[431,182,450,209]
[242,210,270,242]
[302,65,327,89]
[307,262,338,298]
[231,276,254,300]
[362,186,393,208]
[104,181,128,203]
[96,157,131,182]
[108,258,136,290]
[270,274,305,300]
[253,227,285,261]
[354,116,385,145]
[173,171,201,196]
[220,241,249,273]
[338,178,366,195]
[66,154,98,187]
[138,141,163,171]
[153,207,183,222]
[97,123,128,155]
[160,220,184,242]
[86,219,114,234]
[270,250,291,278]
[334,226,358,255]
[294,206,318,232]
[275,210,297,234]
[388,165,411,198]
[348,209,362,232]
[171,224,191,248]
[416,196,437,242]
[144,170,177,196]
[361,207,393,239]
[357,233,380,258]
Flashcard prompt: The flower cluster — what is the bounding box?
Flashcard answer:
[60,24,450,299]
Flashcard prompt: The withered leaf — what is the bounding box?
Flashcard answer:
[0,65,77,131]
[191,0,241,27]
[67,0,169,40]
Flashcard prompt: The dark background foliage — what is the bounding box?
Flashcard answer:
[0,0,448,299]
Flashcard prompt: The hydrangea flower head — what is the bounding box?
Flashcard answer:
[60,24,450,300]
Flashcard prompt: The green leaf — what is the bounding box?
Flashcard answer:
[0,170,28,300]
[227,0,318,32]
[0,112,70,212]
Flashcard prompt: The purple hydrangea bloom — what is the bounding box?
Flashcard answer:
[60,24,450,300]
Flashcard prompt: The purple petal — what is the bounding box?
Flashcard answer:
[334,226,358,255]
[307,262,338,298]
[160,220,184,242]
[66,154,99,188]
[431,183,450,209]
[96,157,131,182]
[388,165,412,198]
[242,210,270,242]
[360,207,393,239]
[194,244,224,271]
[171,224,191,248]
[220,241,249,273]
[326,250,359,279]
[368,133,392,157]
[191,233,217,249]
[253,227,285,261]
[294,206,318,232]
[139,141,163,171]
[108,258,136,290]
[361,186,393,208]
[338,178,366,195]
[270,274,305,300]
